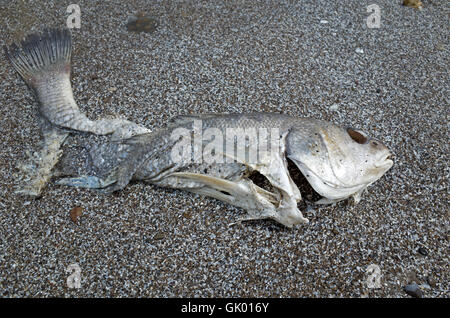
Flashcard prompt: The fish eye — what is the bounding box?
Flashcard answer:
[347,128,368,144]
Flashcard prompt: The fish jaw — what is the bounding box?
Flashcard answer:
[172,172,308,227]
[292,159,370,201]
[374,155,394,170]
[271,196,309,227]
[244,130,308,226]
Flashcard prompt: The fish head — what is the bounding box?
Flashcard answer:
[341,127,394,185]
[286,122,393,202]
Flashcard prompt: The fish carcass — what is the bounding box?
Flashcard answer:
[5,29,393,227]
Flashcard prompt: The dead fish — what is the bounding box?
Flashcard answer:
[5,29,394,227]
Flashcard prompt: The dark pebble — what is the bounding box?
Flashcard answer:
[404,283,423,298]
[126,14,158,34]
[153,232,165,240]
[418,247,428,256]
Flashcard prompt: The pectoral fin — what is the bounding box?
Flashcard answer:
[56,175,116,189]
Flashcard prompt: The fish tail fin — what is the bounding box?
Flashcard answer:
[5,28,72,88]
[5,28,151,138]
[3,28,92,130]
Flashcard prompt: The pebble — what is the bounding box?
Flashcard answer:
[126,13,158,34]
[153,232,165,240]
[403,283,423,298]
[69,206,83,223]
[403,0,423,9]
[417,247,428,256]
[329,103,340,111]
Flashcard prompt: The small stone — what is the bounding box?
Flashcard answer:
[355,48,364,54]
[126,13,158,33]
[417,247,428,256]
[402,0,423,9]
[69,206,83,223]
[108,87,117,93]
[329,103,339,111]
[153,232,165,240]
[403,283,423,298]
[320,20,328,24]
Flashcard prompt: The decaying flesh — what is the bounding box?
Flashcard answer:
[5,29,394,227]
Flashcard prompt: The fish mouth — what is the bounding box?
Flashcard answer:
[374,154,394,169]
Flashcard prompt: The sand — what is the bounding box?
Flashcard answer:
[0,0,448,297]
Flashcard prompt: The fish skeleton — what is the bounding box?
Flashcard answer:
[5,29,393,227]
